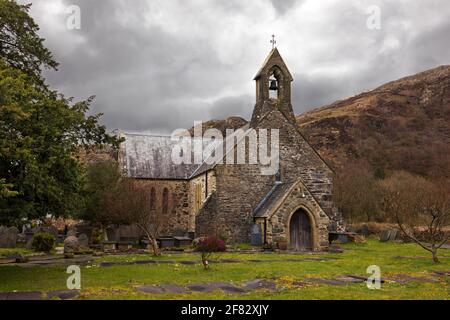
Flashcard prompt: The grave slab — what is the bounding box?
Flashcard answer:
[186,284,214,292]
[5,291,43,300]
[137,285,165,294]
[305,278,346,286]
[47,290,80,300]
[241,279,277,291]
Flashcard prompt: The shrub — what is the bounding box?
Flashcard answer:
[194,236,226,269]
[32,232,55,252]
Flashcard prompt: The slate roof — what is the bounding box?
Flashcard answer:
[122,134,213,180]
[252,181,297,218]
[121,120,253,180]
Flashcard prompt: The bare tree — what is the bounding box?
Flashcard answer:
[334,161,383,223]
[104,179,169,256]
[381,172,450,263]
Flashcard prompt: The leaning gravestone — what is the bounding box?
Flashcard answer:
[379,230,391,242]
[0,226,19,248]
[64,236,80,253]
[388,229,399,241]
[380,229,399,242]
[78,234,89,248]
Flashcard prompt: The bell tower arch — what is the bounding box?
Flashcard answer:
[251,48,296,126]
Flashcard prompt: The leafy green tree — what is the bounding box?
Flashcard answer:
[0,1,121,225]
[0,60,120,225]
[0,0,58,79]
[0,178,17,199]
[81,159,122,224]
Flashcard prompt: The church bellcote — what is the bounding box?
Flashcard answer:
[254,48,293,104]
[251,46,297,126]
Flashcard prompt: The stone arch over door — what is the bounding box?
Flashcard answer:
[287,206,317,251]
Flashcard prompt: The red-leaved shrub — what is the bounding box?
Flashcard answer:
[194,236,226,269]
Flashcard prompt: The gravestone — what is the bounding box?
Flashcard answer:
[78,234,89,248]
[250,224,262,246]
[388,229,399,241]
[106,227,119,242]
[26,239,33,250]
[379,230,391,242]
[64,236,80,253]
[380,229,399,242]
[0,226,19,248]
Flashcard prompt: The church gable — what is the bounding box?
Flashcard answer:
[255,107,333,174]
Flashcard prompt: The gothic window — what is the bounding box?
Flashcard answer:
[150,187,156,209]
[195,184,202,212]
[162,188,169,214]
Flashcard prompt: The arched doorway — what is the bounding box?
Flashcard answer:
[289,209,312,250]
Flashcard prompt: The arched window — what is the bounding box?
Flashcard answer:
[195,184,202,212]
[149,187,156,209]
[162,188,169,214]
[268,74,278,100]
[268,66,283,101]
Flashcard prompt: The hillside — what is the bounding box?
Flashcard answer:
[297,65,450,178]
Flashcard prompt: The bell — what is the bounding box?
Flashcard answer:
[269,80,278,91]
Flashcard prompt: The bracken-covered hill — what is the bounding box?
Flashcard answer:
[297,65,450,178]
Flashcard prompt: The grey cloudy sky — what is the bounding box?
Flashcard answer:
[22,0,450,134]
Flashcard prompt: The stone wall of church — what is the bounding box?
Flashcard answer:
[132,179,193,235]
[195,164,275,243]
[255,107,344,232]
[189,170,216,232]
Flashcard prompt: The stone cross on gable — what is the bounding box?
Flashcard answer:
[270,35,277,49]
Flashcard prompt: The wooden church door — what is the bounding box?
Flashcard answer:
[289,210,312,250]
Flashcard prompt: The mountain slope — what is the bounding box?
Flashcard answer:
[297,65,450,178]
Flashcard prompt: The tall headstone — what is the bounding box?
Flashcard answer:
[250,224,263,246]
[0,226,19,248]
[78,233,89,248]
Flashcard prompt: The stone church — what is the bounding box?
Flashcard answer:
[119,48,344,251]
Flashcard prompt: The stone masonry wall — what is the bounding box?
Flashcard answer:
[132,179,192,235]
[266,182,330,251]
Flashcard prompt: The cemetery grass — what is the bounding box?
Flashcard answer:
[0,239,449,300]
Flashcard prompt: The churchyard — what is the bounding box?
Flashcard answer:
[0,233,449,300]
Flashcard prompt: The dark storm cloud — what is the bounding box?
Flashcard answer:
[208,95,254,121]
[22,0,450,133]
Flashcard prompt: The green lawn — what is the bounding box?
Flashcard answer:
[0,240,449,300]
